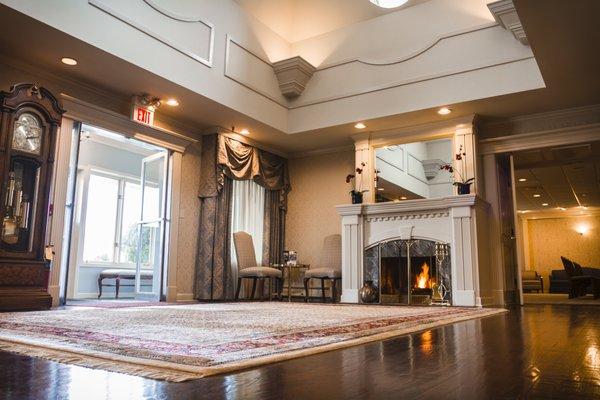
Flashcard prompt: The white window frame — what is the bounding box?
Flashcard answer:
[76,165,156,269]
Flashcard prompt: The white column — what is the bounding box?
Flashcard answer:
[354,138,374,203]
[450,205,477,306]
[338,205,364,303]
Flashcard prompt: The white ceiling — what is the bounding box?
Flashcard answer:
[514,141,600,212]
[235,0,430,42]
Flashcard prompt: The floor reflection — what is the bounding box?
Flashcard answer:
[0,305,599,399]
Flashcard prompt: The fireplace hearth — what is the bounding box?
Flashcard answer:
[364,239,451,305]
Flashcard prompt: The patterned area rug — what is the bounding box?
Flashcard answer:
[0,303,506,381]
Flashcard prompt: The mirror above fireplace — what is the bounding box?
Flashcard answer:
[374,138,453,203]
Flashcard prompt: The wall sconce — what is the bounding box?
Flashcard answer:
[575,224,589,236]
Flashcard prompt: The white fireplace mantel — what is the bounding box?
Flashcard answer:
[336,195,497,307]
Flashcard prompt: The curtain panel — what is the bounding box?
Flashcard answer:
[195,134,289,300]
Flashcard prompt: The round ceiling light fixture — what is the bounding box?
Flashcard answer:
[437,107,452,115]
[369,0,409,9]
[165,98,179,107]
[354,122,366,129]
[61,57,78,66]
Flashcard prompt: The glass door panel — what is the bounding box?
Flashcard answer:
[135,152,167,300]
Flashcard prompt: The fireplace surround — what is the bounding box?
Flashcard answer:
[337,194,498,307]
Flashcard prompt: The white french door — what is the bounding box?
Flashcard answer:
[134,152,168,300]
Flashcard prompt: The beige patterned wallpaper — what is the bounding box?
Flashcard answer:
[176,143,202,297]
[526,215,599,291]
[286,150,355,267]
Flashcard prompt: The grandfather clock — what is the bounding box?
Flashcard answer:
[0,83,64,310]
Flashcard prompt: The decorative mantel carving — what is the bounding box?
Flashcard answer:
[272,56,316,99]
[488,0,528,45]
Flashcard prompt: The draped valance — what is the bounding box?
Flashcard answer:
[198,134,290,206]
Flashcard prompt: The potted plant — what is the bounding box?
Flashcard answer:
[440,145,474,195]
[346,162,369,204]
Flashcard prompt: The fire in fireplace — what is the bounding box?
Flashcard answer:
[363,239,452,305]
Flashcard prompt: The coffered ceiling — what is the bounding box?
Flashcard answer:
[514,141,600,212]
[235,0,430,42]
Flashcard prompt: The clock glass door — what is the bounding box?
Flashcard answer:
[1,158,40,251]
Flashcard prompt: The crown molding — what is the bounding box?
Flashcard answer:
[272,56,316,99]
[519,207,600,220]
[479,104,600,154]
[488,0,528,45]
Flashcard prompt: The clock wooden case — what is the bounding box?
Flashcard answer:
[0,83,64,310]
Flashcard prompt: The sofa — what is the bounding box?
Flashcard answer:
[549,267,600,294]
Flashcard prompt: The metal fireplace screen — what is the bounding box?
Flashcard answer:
[364,239,451,305]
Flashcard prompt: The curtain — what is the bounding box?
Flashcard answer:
[195,133,289,300]
[230,179,266,290]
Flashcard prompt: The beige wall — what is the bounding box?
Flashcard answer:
[175,143,202,299]
[286,150,355,267]
[526,215,600,291]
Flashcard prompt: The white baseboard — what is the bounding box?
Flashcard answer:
[176,293,194,302]
[453,290,476,306]
[341,289,359,303]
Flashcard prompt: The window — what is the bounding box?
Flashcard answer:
[81,171,150,265]
[230,180,266,269]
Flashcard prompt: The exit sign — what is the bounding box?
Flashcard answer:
[132,105,154,126]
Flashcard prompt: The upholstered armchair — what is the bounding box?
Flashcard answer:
[521,270,543,293]
[233,232,282,301]
[303,234,342,302]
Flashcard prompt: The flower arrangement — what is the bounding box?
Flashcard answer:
[439,144,474,194]
[346,162,369,203]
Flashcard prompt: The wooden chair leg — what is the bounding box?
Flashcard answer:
[235,277,242,300]
[259,277,265,301]
[304,277,310,302]
[278,277,283,300]
[115,277,120,299]
[251,277,257,300]
[269,277,274,301]
[97,277,103,299]
[331,278,337,303]
[320,278,326,302]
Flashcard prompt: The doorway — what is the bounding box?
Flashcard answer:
[62,123,170,304]
[511,141,600,305]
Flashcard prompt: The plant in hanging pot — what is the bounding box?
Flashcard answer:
[440,145,474,195]
[346,162,369,204]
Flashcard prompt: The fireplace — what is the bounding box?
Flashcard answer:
[364,239,451,305]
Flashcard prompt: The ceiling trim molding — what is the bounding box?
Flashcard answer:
[479,104,600,154]
[224,25,533,111]
[89,0,215,68]
[317,23,498,70]
[487,0,528,45]
[519,208,600,220]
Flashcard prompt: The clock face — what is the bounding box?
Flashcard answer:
[12,113,42,155]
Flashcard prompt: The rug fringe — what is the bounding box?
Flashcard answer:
[0,341,202,382]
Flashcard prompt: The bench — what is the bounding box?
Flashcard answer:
[97,269,154,299]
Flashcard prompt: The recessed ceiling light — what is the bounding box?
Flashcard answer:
[369,0,409,8]
[533,194,541,198]
[400,196,408,200]
[354,122,366,129]
[437,107,452,115]
[518,178,527,182]
[239,128,250,135]
[542,203,549,206]
[61,57,78,66]
[165,98,179,106]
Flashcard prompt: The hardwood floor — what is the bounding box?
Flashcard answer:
[0,304,599,399]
